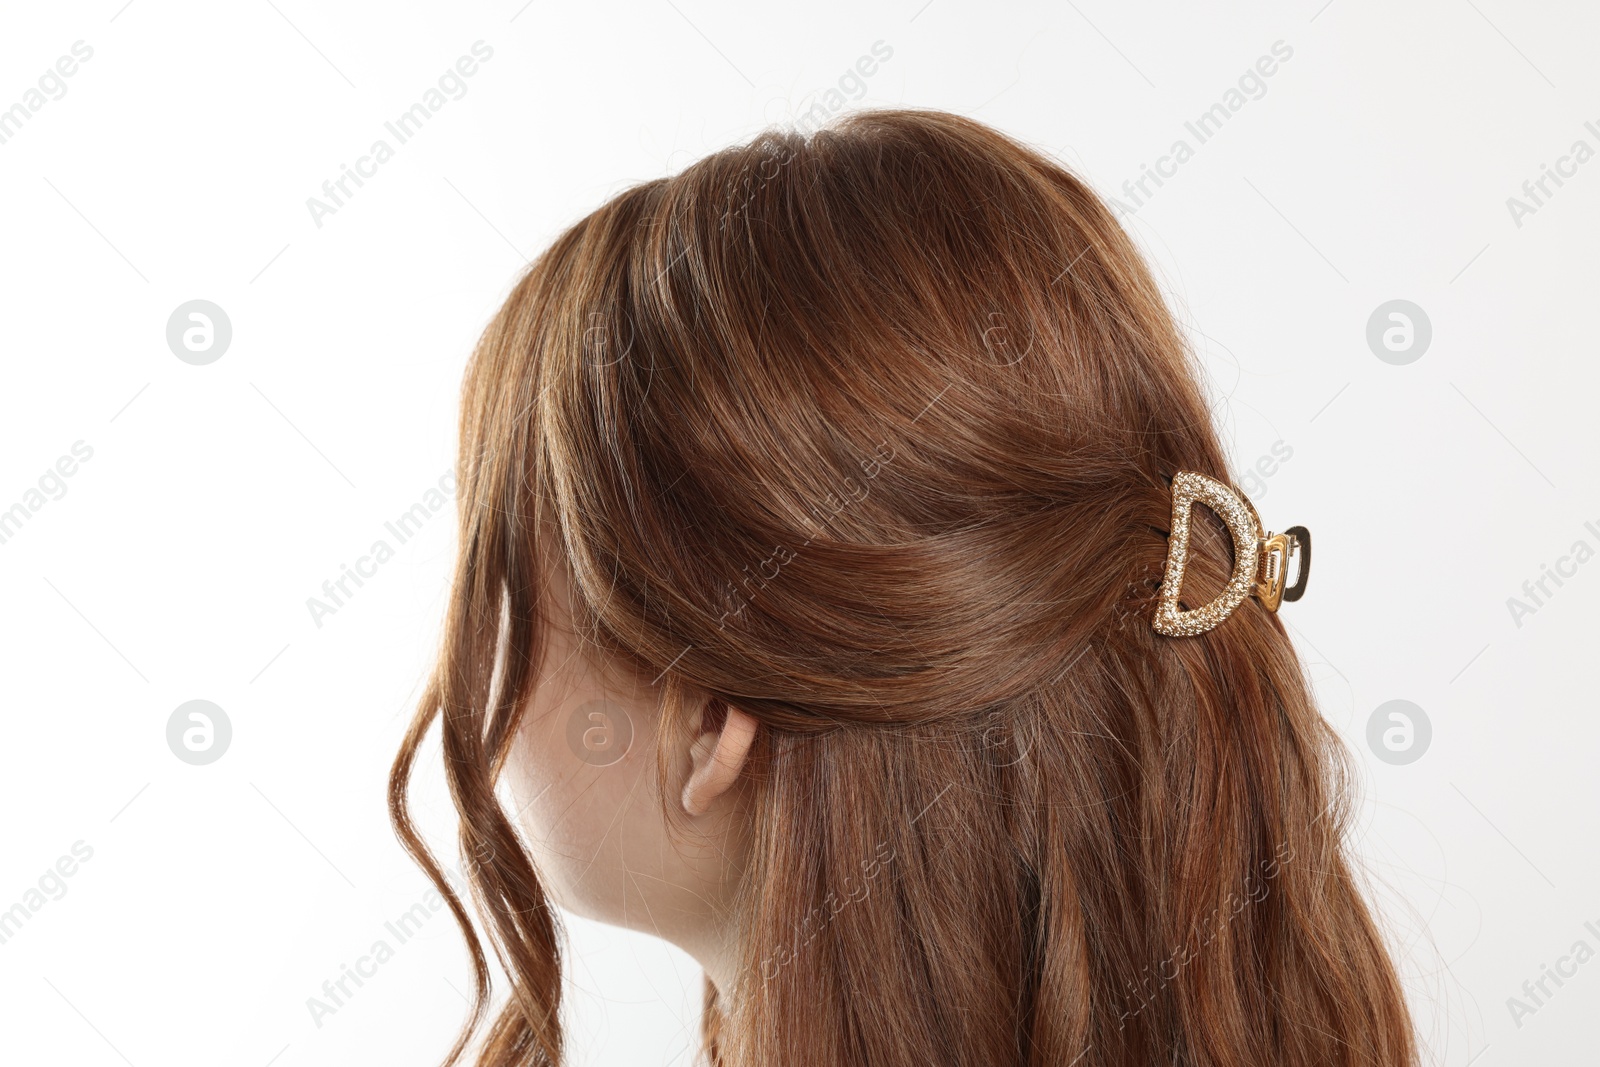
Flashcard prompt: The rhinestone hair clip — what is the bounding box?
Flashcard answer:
[1151,471,1310,637]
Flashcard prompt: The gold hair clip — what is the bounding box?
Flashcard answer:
[1151,471,1310,637]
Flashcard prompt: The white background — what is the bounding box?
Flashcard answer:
[1,1,1596,1064]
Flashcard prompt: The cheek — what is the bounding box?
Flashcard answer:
[508,700,661,923]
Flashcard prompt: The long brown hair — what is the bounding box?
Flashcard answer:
[389,107,1418,1067]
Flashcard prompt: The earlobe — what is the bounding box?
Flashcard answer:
[681,703,759,816]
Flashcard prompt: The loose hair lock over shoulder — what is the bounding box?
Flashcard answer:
[389,108,1418,1067]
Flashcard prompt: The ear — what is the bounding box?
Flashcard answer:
[681,701,759,817]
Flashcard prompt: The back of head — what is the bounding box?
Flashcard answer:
[391,108,1417,1067]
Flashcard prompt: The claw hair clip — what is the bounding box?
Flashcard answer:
[1151,471,1310,637]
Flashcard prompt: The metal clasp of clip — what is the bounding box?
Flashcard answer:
[1254,525,1311,612]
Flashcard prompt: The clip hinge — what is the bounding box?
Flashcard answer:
[1254,526,1311,611]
